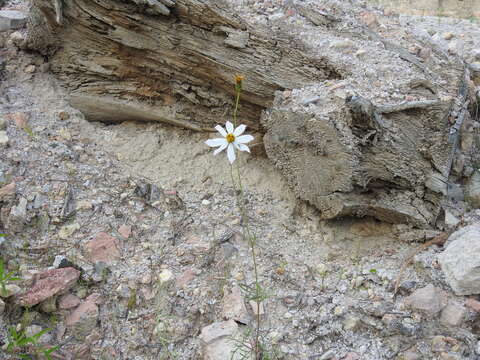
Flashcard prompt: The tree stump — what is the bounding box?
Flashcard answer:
[26,0,473,227]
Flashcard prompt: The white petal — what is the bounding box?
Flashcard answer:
[236,135,254,144]
[227,143,236,164]
[226,121,234,134]
[205,138,227,148]
[233,124,247,136]
[235,142,250,153]
[215,125,227,137]
[213,142,228,155]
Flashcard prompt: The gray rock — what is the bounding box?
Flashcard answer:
[25,325,52,343]
[9,30,26,49]
[476,341,480,355]
[444,210,460,228]
[398,318,422,337]
[0,10,27,32]
[0,283,21,298]
[0,298,4,314]
[397,280,417,294]
[329,39,355,49]
[466,170,480,208]
[40,296,57,313]
[438,225,480,295]
[52,255,75,269]
[399,350,422,360]
[439,353,462,360]
[199,320,250,360]
[33,193,47,209]
[0,130,8,148]
[7,197,28,233]
[440,302,465,327]
[343,315,360,331]
[404,284,447,315]
[383,315,422,336]
[447,39,464,56]
[116,284,131,298]
[471,62,480,73]
[431,335,448,353]
[446,183,464,201]
[92,261,109,282]
[319,350,336,360]
[0,117,6,130]
[472,49,480,61]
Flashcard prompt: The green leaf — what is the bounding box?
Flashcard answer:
[17,336,32,346]
[43,345,61,360]
[6,272,21,281]
[44,345,60,354]
[31,328,50,341]
[8,326,19,339]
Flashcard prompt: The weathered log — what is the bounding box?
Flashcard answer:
[25,0,471,227]
[26,0,341,131]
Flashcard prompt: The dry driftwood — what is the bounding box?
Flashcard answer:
[27,0,338,131]
[26,0,472,227]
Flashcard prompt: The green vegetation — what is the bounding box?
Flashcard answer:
[0,258,21,297]
[5,326,59,360]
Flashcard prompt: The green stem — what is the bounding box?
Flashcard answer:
[229,81,262,359]
[233,88,241,128]
[230,162,261,359]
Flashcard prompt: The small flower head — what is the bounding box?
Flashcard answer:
[235,75,244,91]
[205,121,254,164]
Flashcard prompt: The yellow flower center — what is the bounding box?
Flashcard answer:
[226,133,235,143]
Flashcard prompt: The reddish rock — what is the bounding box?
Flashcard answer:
[176,269,196,289]
[17,267,80,306]
[404,284,448,315]
[285,8,296,17]
[0,182,15,201]
[249,300,265,316]
[221,286,249,324]
[185,235,210,253]
[84,232,121,263]
[85,328,102,345]
[342,353,360,360]
[140,286,155,301]
[72,344,91,359]
[85,292,103,305]
[8,112,28,129]
[118,224,131,239]
[57,111,70,121]
[440,303,466,327]
[465,298,480,312]
[66,294,100,340]
[359,11,379,28]
[58,294,81,310]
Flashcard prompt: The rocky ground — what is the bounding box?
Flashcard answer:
[0,1,480,359]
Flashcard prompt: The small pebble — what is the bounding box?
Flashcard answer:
[0,131,9,148]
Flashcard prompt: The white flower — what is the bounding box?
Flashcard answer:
[205,121,254,164]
